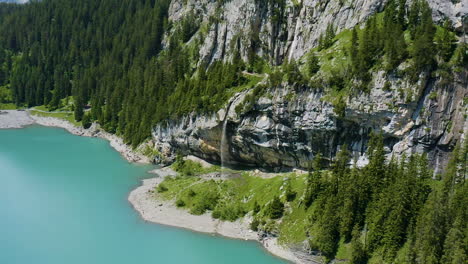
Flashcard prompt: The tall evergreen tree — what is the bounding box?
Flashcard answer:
[435,20,457,63]
[412,0,436,72]
[307,52,320,77]
[350,27,359,74]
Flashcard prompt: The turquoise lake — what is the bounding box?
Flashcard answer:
[0,125,284,264]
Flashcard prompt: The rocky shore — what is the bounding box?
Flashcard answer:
[128,166,319,264]
[31,114,151,164]
[0,110,35,129]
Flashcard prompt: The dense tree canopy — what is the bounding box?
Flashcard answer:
[0,0,249,146]
[1,1,465,263]
[302,134,467,263]
[0,0,465,148]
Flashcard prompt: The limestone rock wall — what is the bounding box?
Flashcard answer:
[151,0,468,173]
[153,70,467,173]
[168,0,467,65]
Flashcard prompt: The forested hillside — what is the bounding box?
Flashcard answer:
[160,134,467,263]
[1,0,171,145]
[0,0,466,263]
[0,0,253,147]
[0,0,465,150]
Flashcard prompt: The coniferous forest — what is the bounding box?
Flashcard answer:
[0,1,467,263]
[0,0,466,147]
[0,0,249,146]
[161,134,467,263]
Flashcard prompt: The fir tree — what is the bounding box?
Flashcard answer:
[397,0,407,29]
[412,0,436,72]
[435,20,457,63]
[350,225,368,264]
[408,0,421,39]
[267,196,284,219]
[350,27,360,73]
[318,23,336,50]
[74,95,84,122]
[306,52,320,77]
[303,153,323,207]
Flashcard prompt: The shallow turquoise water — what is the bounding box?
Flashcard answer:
[0,125,284,264]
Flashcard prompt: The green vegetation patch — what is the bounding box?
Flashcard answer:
[157,163,310,241]
[171,157,222,176]
[155,133,468,264]
[30,109,81,127]
[0,103,17,110]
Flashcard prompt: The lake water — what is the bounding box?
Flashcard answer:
[0,125,284,264]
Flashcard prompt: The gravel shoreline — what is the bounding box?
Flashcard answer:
[0,110,35,129]
[128,167,314,264]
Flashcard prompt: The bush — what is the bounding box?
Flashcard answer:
[82,113,92,129]
[252,201,261,214]
[188,189,196,197]
[213,203,246,221]
[212,210,221,219]
[285,188,297,202]
[190,188,219,215]
[266,196,284,219]
[250,218,260,231]
[383,81,391,91]
[172,155,215,176]
[268,70,284,87]
[190,203,207,215]
[157,184,168,193]
[176,199,186,207]
[333,96,347,118]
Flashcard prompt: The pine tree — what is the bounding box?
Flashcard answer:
[408,0,421,39]
[332,145,350,194]
[366,133,386,189]
[441,218,467,264]
[82,113,92,129]
[350,225,368,264]
[368,16,381,57]
[435,20,457,63]
[307,52,320,77]
[413,190,448,264]
[284,59,303,84]
[74,95,84,122]
[383,0,407,71]
[325,23,336,48]
[350,27,360,73]
[412,0,436,72]
[318,33,325,51]
[451,43,468,68]
[311,197,340,261]
[318,23,336,50]
[397,0,407,29]
[267,196,284,219]
[304,171,322,207]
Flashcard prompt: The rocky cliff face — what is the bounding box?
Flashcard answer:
[169,0,388,64]
[152,0,468,174]
[168,0,467,64]
[153,70,467,174]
